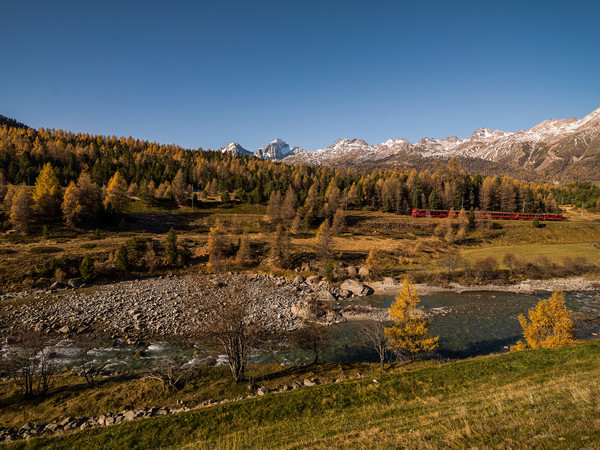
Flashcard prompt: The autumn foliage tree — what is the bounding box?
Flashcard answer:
[385,279,438,361]
[207,224,226,270]
[10,185,33,233]
[33,162,62,217]
[314,220,333,261]
[104,171,129,214]
[511,291,575,351]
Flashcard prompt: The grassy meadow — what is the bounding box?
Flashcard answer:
[4,341,600,449]
[1,200,599,292]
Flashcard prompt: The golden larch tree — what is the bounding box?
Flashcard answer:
[62,181,83,227]
[207,224,226,270]
[33,162,62,216]
[10,185,33,234]
[385,279,438,361]
[511,291,575,351]
[103,171,129,213]
[314,219,332,261]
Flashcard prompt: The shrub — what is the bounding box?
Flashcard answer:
[471,256,499,281]
[323,261,335,282]
[79,256,95,283]
[164,228,178,265]
[115,245,128,270]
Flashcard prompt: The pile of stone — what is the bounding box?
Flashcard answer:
[0,406,180,444]
[2,274,376,337]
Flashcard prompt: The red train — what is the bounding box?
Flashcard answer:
[411,209,564,221]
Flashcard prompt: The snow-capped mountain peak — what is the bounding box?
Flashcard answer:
[279,107,600,181]
[216,142,252,156]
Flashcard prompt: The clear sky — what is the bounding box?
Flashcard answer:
[1,0,599,151]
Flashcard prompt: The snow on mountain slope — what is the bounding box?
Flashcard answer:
[217,142,253,157]
[282,107,600,173]
[254,138,304,160]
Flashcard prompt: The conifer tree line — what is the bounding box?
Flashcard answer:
[1,123,600,233]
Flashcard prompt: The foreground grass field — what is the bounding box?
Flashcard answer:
[8,341,600,449]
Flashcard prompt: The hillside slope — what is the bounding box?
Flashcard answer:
[14,341,600,449]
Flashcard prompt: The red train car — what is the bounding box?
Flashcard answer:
[411,209,564,221]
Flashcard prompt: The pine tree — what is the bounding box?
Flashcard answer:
[266,190,283,221]
[104,171,129,214]
[290,210,303,234]
[33,162,62,217]
[324,180,341,218]
[270,225,290,268]
[62,181,83,228]
[143,240,158,273]
[115,244,128,270]
[384,279,439,361]
[365,249,381,279]
[331,208,346,235]
[0,172,7,202]
[314,220,332,261]
[304,183,320,218]
[10,185,32,234]
[511,291,575,350]
[207,225,225,270]
[468,207,475,229]
[79,256,95,283]
[164,228,178,265]
[428,190,437,209]
[236,233,253,267]
[76,172,100,226]
[171,169,188,205]
[281,186,298,222]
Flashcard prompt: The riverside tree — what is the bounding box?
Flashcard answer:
[511,291,575,350]
[186,277,271,382]
[385,279,439,361]
[358,319,390,370]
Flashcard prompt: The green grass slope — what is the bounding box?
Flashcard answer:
[9,341,600,449]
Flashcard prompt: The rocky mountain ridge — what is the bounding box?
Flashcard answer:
[226,107,600,181]
[217,138,304,160]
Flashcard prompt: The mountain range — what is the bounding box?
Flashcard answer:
[218,107,600,182]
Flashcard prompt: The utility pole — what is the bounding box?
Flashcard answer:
[191,185,194,212]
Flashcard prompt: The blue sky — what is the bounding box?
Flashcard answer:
[1,0,599,151]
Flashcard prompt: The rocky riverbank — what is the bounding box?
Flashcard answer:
[370,276,600,296]
[1,274,375,337]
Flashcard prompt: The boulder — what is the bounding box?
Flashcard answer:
[67,278,83,288]
[346,266,358,277]
[382,277,399,285]
[338,289,352,298]
[305,275,321,285]
[340,279,373,296]
[316,290,336,302]
[293,275,305,284]
[256,386,270,396]
[358,266,370,279]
